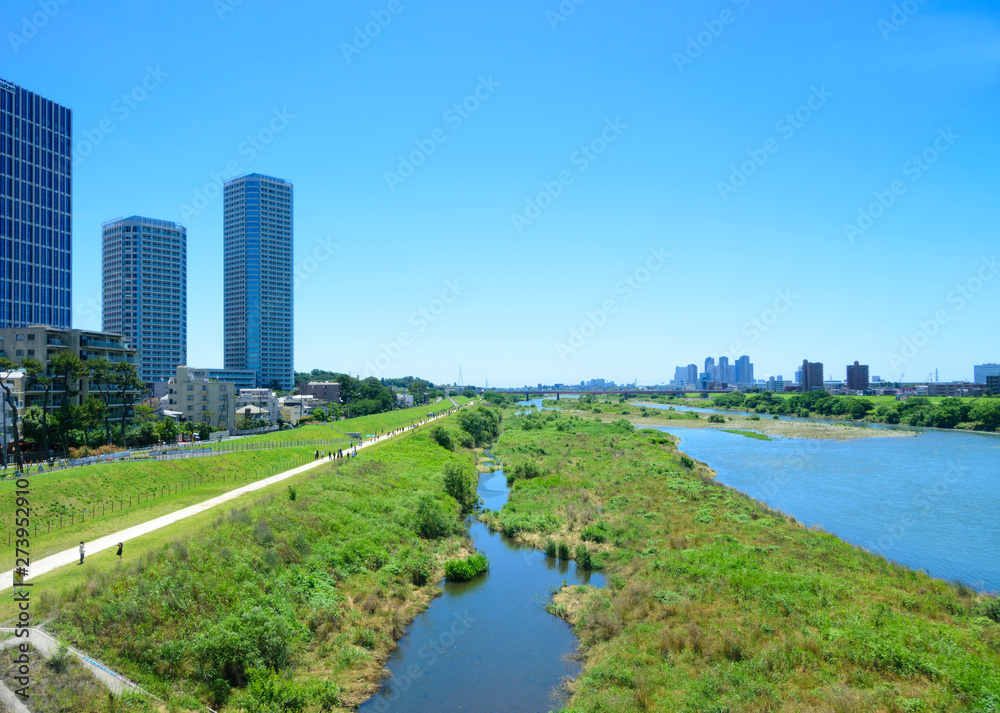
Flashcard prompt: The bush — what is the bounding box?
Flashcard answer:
[507,460,543,482]
[980,596,1000,624]
[414,493,453,539]
[575,544,593,570]
[196,604,297,693]
[432,426,455,451]
[557,541,571,560]
[680,456,694,469]
[707,414,726,423]
[444,553,489,582]
[287,486,296,501]
[581,521,610,543]
[443,461,478,513]
[544,538,557,558]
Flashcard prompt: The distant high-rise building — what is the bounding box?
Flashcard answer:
[846,361,870,391]
[735,355,753,385]
[974,364,1000,384]
[686,364,698,385]
[988,375,999,392]
[0,78,72,329]
[223,174,294,390]
[718,356,732,384]
[801,360,824,391]
[673,366,687,385]
[102,216,187,385]
[704,357,715,381]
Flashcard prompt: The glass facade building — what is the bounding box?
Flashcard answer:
[0,78,72,329]
[102,216,187,385]
[223,174,293,390]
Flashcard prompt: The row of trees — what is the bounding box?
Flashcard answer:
[0,354,148,470]
[710,390,1000,430]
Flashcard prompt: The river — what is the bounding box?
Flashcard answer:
[626,401,1000,591]
[359,462,604,712]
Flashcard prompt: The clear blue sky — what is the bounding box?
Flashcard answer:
[3,0,998,385]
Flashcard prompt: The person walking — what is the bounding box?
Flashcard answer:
[78,541,85,565]
[116,542,123,563]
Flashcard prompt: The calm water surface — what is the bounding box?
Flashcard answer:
[650,423,1000,592]
[359,466,604,713]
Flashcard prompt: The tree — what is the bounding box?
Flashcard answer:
[21,357,52,457]
[970,399,1000,431]
[156,417,179,443]
[79,395,108,448]
[111,361,146,449]
[51,351,87,456]
[0,358,25,470]
[409,379,430,405]
[455,406,501,447]
[87,358,115,445]
[462,387,477,399]
[442,461,478,513]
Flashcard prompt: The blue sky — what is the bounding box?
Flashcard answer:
[3,0,998,385]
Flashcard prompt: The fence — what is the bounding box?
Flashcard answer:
[3,449,326,546]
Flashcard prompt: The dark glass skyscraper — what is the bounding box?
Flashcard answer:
[0,78,72,329]
[223,174,293,390]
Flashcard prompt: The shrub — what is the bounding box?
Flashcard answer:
[196,604,296,693]
[253,520,275,547]
[707,414,726,423]
[557,541,570,560]
[414,493,453,539]
[680,456,694,469]
[575,544,593,570]
[432,426,455,451]
[581,521,610,543]
[507,460,543,482]
[980,596,1000,624]
[444,553,489,582]
[544,538,557,558]
[287,486,296,501]
[443,461,478,512]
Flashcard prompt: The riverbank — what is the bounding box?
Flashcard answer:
[19,411,493,712]
[494,408,1000,711]
[545,399,917,440]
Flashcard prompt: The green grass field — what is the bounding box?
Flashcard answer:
[31,423,478,711]
[492,409,1000,711]
[0,400,471,571]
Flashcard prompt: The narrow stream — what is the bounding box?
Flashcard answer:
[359,463,604,712]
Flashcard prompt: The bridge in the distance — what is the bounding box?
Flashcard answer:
[510,390,731,401]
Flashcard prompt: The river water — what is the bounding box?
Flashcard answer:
[631,403,1000,591]
[359,465,604,712]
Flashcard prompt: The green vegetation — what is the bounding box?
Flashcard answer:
[709,390,1000,431]
[37,424,480,711]
[443,552,489,581]
[721,429,774,441]
[492,408,1000,711]
[0,446,317,570]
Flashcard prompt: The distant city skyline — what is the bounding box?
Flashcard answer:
[2,3,997,385]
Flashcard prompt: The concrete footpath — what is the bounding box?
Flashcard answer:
[1,404,463,591]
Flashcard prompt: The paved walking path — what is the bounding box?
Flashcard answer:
[1,405,464,591]
[0,626,154,699]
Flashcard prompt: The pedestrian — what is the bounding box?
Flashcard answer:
[116,542,123,563]
[79,541,85,565]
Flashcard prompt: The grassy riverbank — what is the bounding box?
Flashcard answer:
[493,408,1000,711]
[32,422,480,711]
